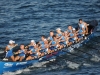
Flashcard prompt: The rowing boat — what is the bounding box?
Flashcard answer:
[0,20,98,74]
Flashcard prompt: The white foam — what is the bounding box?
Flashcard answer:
[3,70,22,75]
[0,51,4,53]
[30,61,49,68]
[3,68,31,75]
[83,63,91,67]
[66,61,80,69]
[23,68,30,72]
[91,55,100,62]
[49,65,59,70]
[68,47,74,52]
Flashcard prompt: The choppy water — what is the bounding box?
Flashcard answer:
[0,0,100,75]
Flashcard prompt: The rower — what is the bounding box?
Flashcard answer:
[26,40,36,60]
[68,30,75,46]
[25,40,36,49]
[40,35,48,45]
[60,32,69,47]
[40,35,51,54]
[64,31,69,46]
[4,40,17,61]
[78,19,89,35]
[50,35,61,51]
[15,44,26,61]
[67,25,73,34]
[26,42,45,60]
[56,28,63,39]
[72,28,78,43]
[26,46,36,60]
[77,29,84,42]
[48,31,54,41]
[34,42,44,58]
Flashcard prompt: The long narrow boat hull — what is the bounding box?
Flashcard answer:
[0,20,98,74]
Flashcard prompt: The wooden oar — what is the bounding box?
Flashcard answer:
[92,38,100,43]
[61,49,90,60]
[72,47,100,62]
[40,51,82,69]
[86,45,100,52]
[74,48,93,57]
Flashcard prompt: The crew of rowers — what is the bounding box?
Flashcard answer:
[4,19,89,61]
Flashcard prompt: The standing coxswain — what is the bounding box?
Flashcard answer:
[78,19,89,35]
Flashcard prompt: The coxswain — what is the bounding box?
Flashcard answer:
[78,19,89,35]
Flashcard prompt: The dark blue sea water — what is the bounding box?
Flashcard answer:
[0,0,100,75]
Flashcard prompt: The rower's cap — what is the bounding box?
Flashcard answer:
[9,40,15,44]
[73,28,75,30]
[56,28,61,31]
[31,40,35,43]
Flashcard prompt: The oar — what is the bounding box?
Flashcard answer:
[74,47,100,62]
[92,38,100,43]
[58,55,82,65]
[93,40,100,43]
[74,48,93,57]
[40,53,82,69]
[57,55,82,69]
[40,49,84,63]
[86,45,100,52]
[61,49,90,60]
[61,44,100,62]
[69,43,95,57]
[47,48,90,64]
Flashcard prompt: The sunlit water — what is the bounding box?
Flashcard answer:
[0,0,100,75]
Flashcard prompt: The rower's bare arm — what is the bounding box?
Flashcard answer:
[25,50,27,54]
[84,22,88,34]
[14,50,20,54]
[25,45,30,49]
[51,42,57,46]
[14,44,18,47]
[60,40,65,42]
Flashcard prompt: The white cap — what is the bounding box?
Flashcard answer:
[73,28,75,30]
[56,28,61,31]
[31,40,35,43]
[9,40,15,44]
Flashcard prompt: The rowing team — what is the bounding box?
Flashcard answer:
[4,19,89,61]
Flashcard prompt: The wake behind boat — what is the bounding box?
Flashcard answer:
[0,20,98,74]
